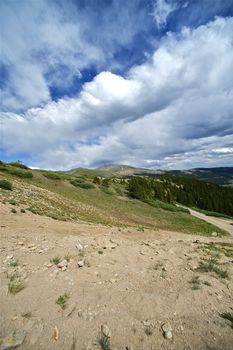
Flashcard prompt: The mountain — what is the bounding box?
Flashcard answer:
[96,164,233,186]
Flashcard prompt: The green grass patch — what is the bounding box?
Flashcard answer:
[0,165,33,178]
[193,207,233,220]
[146,199,190,213]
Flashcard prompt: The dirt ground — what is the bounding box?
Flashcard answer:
[0,203,233,350]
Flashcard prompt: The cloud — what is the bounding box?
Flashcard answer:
[0,0,151,112]
[151,0,177,29]
[1,17,233,170]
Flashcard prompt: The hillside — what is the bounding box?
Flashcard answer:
[0,161,229,236]
[1,162,233,350]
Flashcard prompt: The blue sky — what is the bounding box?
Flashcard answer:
[0,0,233,169]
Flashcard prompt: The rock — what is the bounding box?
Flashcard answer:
[27,244,34,248]
[57,260,68,268]
[18,242,24,246]
[162,323,173,340]
[109,278,116,284]
[78,260,84,267]
[6,255,13,260]
[0,331,26,350]
[211,232,218,237]
[45,262,53,268]
[38,250,44,254]
[164,330,172,339]
[76,243,83,251]
[101,324,111,338]
[61,266,67,271]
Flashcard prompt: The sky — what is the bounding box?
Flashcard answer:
[0,0,233,170]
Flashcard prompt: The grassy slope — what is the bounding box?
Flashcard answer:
[0,167,228,236]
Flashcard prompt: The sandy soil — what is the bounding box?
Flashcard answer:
[0,203,233,350]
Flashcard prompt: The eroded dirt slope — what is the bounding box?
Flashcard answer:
[0,203,233,350]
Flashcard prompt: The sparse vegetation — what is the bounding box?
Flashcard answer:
[198,259,229,279]
[11,208,17,213]
[0,179,12,190]
[8,278,25,294]
[189,276,201,290]
[10,260,19,267]
[56,293,69,309]
[9,199,16,205]
[20,208,26,213]
[51,257,61,265]
[64,254,71,262]
[99,334,110,350]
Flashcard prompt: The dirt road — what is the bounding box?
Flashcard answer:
[189,209,233,236]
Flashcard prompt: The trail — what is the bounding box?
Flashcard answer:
[189,208,233,236]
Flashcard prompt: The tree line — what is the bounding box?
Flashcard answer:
[127,175,233,216]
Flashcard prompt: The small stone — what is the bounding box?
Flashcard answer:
[57,260,68,268]
[38,250,44,254]
[164,330,172,339]
[109,278,116,284]
[162,323,172,340]
[28,244,34,248]
[78,260,84,267]
[76,243,83,251]
[6,255,13,260]
[61,266,67,271]
[211,232,218,237]
[18,242,24,246]
[101,324,111,338]
[45,263,53,268]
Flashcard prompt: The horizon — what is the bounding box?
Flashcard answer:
[1,0,233,170]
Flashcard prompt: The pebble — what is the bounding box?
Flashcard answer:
[57,260,68,268]
[101,324,111,338]
[161,323,173,340]
[61,266,67,271]
[6,255,13,260]
[78,260,84,267]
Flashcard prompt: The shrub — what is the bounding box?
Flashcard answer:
[70,180,95,189]
[9,161,29,169]
[8,168,33,178]
[11,208,17,213]
[42,172,61,180]
[0,179,12,190]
